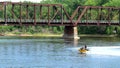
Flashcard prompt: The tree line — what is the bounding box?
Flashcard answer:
[0,0,120,35]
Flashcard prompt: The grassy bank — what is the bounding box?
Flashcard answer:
[2,32,62,38]
[1,32,119,38]
[79,34,118,38]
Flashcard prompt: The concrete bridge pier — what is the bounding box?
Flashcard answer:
[63,26,80,39]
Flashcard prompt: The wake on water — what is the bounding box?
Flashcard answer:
[68,46,120,56]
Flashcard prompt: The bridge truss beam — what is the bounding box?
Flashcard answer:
[0,2,119,26]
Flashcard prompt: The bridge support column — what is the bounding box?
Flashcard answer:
[63,26,80,39]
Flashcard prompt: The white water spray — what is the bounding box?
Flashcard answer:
[69,46,120,56]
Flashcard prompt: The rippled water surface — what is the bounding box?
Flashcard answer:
[0,36,120,68]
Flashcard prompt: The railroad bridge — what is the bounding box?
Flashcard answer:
[0,2,120,39]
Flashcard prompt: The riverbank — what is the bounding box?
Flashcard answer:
[79,34,118,38]
[2,33,62,38]
[1,32,119,38]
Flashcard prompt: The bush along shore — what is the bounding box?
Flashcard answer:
[0,26,119,37]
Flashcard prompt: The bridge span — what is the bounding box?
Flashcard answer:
[0,2,120,39]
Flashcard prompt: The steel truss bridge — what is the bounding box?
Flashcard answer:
[0,2,120,26]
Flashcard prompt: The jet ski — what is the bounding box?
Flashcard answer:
[79,45,89,54]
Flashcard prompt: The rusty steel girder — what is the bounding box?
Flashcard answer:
[0,2,120,26]
[70,6,120,26]
[0,2,65,26]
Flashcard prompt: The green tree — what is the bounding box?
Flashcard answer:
[104,0,120,7]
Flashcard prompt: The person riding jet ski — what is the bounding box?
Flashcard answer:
[79,45,89,54]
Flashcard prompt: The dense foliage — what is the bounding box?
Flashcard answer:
[0,0,120,35]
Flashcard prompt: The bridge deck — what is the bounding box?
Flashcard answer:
[0,20,119,26]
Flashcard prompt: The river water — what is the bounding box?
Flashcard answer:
[0,36,120,68]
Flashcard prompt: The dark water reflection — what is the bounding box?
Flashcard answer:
[0,36,120,68]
